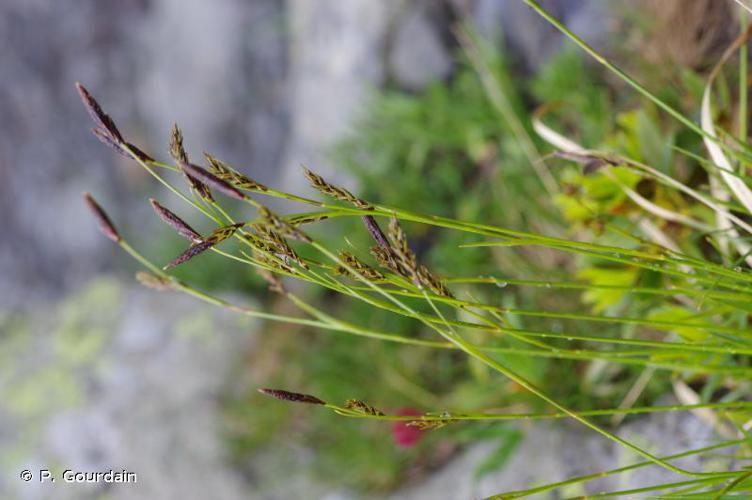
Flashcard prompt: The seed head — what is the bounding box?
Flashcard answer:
[204,153,269,192]
[302,167,371,209]
[169,124,214,201]
[163,240,214,270]
[83,192,121,243]
[258,388,326,405]
[75,83,123,143]
[344,399,385,416]
[149,199,203,243]
[180,161,246,201]
[336,251,386,282]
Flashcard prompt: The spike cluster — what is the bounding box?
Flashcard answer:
[169,124,214,201]
[252,223,309,270]
[258,206,311,243]
[303,167,371,209]
[76,83,152,162]
[335,251,386,282]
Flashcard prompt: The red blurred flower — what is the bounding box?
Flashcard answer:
[392,407,423,448]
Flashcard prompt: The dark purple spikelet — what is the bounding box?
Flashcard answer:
[75,83,123,142]
[361,215,391,251]
[91,128,154,163]
[149,199,203,243]
[258,388,326,405]
[83,192,121,243]
[180,162,246,201]
[163,240,214,270]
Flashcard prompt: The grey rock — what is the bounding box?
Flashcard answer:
[389,4,453,92]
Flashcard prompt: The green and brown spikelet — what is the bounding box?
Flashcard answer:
[162,223,243,270]
[417,265,453,298]
[335,251,386,282]
[258,388,326,405]
[406,418,452,430]
[344,399,385,416]
[135,271,174,291]
[169,124,214,201]
[303,167,371,209]
[387,217,418,279]
[253,223,309,270]
[258,206,311,243]
[204,153,269,192]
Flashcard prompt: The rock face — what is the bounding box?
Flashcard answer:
[0,279,257,500]
[0,0,612,309]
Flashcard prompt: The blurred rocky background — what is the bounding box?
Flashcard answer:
[3,1,719,499]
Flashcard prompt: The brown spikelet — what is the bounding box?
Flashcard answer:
[91,128,154,163]
[180,161,246,201]
[344,399,385,416]
[163,240,214,270]
[83,192,121,243]
[135,271,174,291]
[206,223,244,244]
[258,388,326,405]
[150,199,203,243]
[417,265,453,298]
[253,224,309,270]
[289,214,330,226]
[387,217,417,278]
[302,167,371,209]
[169,124,213,201]
[361,215,391,251]
[336,251,386,282]
[76,83,123,142]
[169,123,189,164]
[204,153,269,192]
[256,252,296,274]
[406,419,452,430]
[259,206,311,243]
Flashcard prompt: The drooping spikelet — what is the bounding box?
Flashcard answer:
[258,388,326,405]
[76,83,153,162]
[83,192,121,243]
[163,240,214,270]
[149,199,203,243]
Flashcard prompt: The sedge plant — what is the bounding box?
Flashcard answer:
[75,2,752,494]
